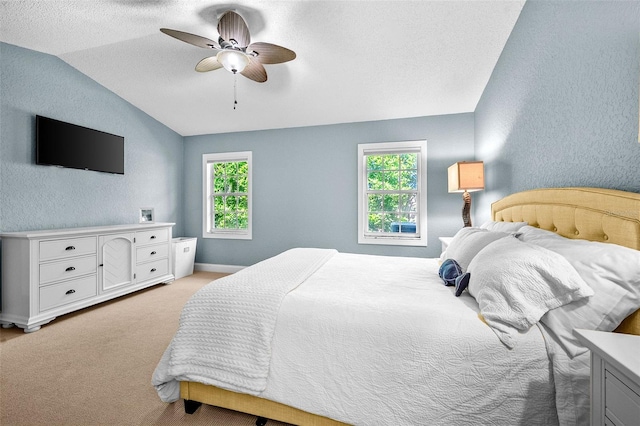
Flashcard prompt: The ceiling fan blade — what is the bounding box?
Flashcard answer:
[248,42,296,64]
[195,56,223,72]
[217,11,251,48]
[160,28,220,49]
[240,59,267,83]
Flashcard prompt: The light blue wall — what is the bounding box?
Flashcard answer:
[0,42,184,235]
[8,0,636,269]
[184,114,475,266]
[475,0,640,224]
[0,41,474,269]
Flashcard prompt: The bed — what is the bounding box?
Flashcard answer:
[153,187,640,425]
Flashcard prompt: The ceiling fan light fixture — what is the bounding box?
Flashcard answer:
[161,10,294,84]
[217,50,249,74]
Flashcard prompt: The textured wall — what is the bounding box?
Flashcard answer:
[0,42,184,235]
[184,114,475,266]
[475,0,640,224]
[11,0,637,268]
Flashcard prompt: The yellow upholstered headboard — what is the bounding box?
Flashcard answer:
[491,187,640,336]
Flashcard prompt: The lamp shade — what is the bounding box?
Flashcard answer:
[448,161,484,193]
[217,50,250,74]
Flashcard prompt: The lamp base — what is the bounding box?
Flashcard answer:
[462,191,472,227]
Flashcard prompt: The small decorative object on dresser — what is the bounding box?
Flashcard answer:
[139,208,155,223]
[0,223,175,332]
[574,329,640,426]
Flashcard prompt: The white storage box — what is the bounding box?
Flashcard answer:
[172,237,197,279]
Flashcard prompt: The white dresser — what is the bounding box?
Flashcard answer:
[574,329,640,426]
[0,223,175,332]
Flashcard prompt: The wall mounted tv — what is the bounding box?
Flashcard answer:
[36,115,125,174]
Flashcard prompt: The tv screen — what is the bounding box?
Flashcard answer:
[36,115,125,174]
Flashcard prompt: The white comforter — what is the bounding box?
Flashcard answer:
[154,249,561,425]
[153,248,337,399]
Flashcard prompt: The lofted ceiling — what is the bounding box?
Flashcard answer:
[0,0,525,136]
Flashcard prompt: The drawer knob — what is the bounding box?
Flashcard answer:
[150,268,157,273]
[65,266,76,272]
[65,246,76,251]
[151,251,157,255]
[150,235,156,239]
[65,289,76,295]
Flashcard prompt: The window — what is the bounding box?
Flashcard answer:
[358,141,427,246]
[202,151,252,239]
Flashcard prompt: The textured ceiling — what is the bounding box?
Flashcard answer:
[0,0,525,136]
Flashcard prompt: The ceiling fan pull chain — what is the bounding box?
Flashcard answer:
[233,73,238,110]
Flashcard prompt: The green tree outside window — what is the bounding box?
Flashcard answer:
[365,153,418,233]
[212,161,249,230]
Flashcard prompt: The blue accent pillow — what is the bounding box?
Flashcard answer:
[438,259,462,286]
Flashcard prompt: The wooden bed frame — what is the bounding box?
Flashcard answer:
[180,187,640,425]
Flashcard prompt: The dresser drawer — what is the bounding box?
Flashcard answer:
[39,255,97,285]
[136,228,169,245]
[136,258,169,283]
[40,275,97,311]
[40,237,97,261]
[136,244,168,264]
[605,369,640,426]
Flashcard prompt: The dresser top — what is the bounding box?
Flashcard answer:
[574,329,640,385]
[0,223,175,239]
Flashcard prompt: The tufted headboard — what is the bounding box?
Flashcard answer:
[491,187,640,336]
[492,187,640,249]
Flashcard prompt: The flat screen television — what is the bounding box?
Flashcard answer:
[36,115,125,174]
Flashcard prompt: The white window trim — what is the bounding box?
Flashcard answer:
[357,140,427,247]
[202,151,252,240]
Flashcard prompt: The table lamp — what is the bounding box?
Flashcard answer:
[448,161,484,227]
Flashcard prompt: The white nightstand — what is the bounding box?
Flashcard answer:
[574,329,640,426]
[439,237,453,256]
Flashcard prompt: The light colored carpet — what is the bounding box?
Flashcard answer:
[0,272,291,426]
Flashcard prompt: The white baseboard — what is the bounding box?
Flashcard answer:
[194,262,245,274]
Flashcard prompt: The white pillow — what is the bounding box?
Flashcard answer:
[480,220,528,233]
[518,225,640,357]
[442,227,511,272]
[467,237,594,349]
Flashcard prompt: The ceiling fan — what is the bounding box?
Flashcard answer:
[160,10,296,83]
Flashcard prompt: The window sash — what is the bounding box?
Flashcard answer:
[364,191,421,237]
[210,160,249,232]
[358,141,427,246]
[363,151,421,238]
[202,152,252,240]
